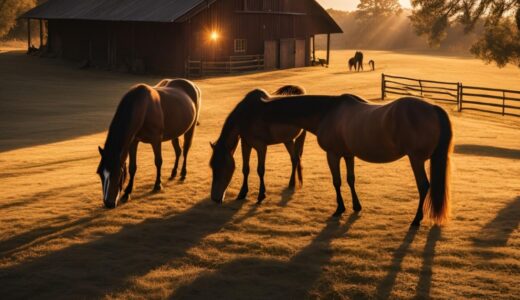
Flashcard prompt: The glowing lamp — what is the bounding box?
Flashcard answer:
[210,31,219,41]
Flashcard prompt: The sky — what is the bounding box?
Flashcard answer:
[317,0,412,11]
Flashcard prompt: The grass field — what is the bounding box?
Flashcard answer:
[0,48,519,299]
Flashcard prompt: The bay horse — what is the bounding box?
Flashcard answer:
[97,79,201,208]
[210,85,307,204]
[348,57,357,71]
[247,90,452,226]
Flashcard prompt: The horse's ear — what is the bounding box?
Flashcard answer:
[209,142,215,149]
[98,146,104,156]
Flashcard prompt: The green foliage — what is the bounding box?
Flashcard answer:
[410,0,520,67]
[0,0,36,38]
[356,0,402,23]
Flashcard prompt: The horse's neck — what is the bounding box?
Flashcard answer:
[219,121,240,152]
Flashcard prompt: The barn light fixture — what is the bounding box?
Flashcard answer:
[210,31,219,41]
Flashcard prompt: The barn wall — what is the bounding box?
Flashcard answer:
[48,20,186,74]
[44,0,337,74]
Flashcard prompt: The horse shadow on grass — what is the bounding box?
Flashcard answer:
[455,144,520,160]
[473,196,520,247]
[170,213,360,299]
[375,226,442,300]
[0,198,244,299]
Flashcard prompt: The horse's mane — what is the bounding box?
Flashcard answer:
[103,84,152,169]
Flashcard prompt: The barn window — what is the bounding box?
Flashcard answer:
[234,39,247,53]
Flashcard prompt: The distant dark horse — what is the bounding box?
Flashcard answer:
[210,85,306,204]
[369,60,375,71]
[354,51,364,71]
[248,90,452,226]
[348,57,357,71]
[97,79,201,208]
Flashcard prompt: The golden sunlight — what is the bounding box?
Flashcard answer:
[210,31,219,41]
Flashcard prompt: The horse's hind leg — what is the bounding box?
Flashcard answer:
[237,141,252,200]
[284,141,297,188]
[170,138,182,179]
[180,126,196,181]
[327,152,346,217]
[346,156,362,212]
[256,145,267,204]
[121,139,139,202]
[409,156,430,226]
[152,141,163,191]
[295,131,306,186]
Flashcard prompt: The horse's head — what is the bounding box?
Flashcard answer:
[97,146,127,208]
[209,141,236,204]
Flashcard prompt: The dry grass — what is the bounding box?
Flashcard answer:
[0,48,519,299]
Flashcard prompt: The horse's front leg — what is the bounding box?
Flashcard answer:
[345,156,362,212]
[170,138,182,179]
[256,145,267,204]
[121,139,139,202]
[409,156,430,226]
[237,141,252,200]
[151,141,163,191]
[284,141,297,188]
[327,152,346,217]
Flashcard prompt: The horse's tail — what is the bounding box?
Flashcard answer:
[295,130,306,186]
[424,106,453,225]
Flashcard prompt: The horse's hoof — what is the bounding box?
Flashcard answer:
[153,184,162,192]
[180,176,186,181]
[332,208,346,217]
[236,193,247,201]
[120,194,130,203]
[353,204,362,212]
[257,193,266,203]
[410,220,422,227]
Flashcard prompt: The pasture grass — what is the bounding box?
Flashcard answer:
[0,48,519,299]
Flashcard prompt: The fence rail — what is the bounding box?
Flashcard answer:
[186,55,264,77]
[382,74,520,117]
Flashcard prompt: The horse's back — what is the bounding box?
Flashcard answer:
[337,97,442,162]
[157,79,200,110]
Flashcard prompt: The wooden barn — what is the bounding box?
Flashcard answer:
[21,0,341,76]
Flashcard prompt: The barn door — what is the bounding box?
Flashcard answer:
[294,39,305,67]
[279,39,295,69]
[264,40,278,70]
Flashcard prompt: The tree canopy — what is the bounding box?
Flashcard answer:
[410,0,520,67]
[0,0,36,38]
[356,0,402,23]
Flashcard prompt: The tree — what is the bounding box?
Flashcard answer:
[410,0,520,67]
[0,0,36,38]
[356,0,402,22]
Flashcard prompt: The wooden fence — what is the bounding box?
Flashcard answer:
[186,55,264,77]
[382,74,520,117]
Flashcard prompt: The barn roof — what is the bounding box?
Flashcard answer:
[20,0,209,23]
[21,0,341,33]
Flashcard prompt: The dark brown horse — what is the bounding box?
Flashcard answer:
[354,51,364,71]
[348,57,357,71]
[97,79,201,208]
[210,85,306,204]
[247,90,452,226]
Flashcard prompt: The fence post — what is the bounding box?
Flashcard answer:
[381,73,386,100]
[419,80,423,96]
[502,91,506,116]
[458,83,463,112]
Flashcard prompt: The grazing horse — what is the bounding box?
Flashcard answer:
[210,85,307,204]
[354,51,364,71]
[368,60,375,71]
[249,90,452,226]
[97,79,201,208]
[348,57,357,71]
